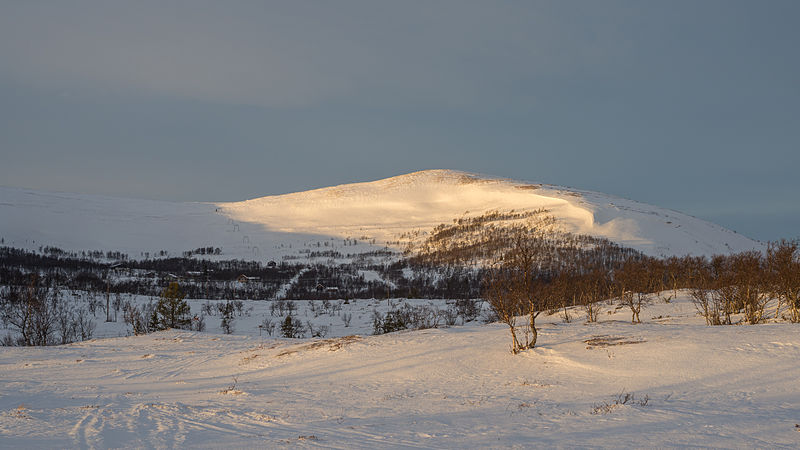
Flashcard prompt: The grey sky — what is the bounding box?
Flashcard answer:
[1,0,798,241]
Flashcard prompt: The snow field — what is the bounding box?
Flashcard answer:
[1,293,799,448]
[80,295,474,341]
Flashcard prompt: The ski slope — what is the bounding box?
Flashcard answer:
[0,170,762,260]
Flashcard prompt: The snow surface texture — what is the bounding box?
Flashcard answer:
[0,170,761,260]
[1,294,799,448]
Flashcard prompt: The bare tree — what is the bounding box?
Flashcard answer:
[767,240,800,322]
[730,251,769,325]
[691,287,723,326]
[260,317,276,336]
[483,267,526,353]
[616,260,648,324]
[504,231,546,349]
[582,269,607,323]
[482,229,547,353]
[1,275,93,346]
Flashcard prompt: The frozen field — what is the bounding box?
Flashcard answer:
[1,293,799,448]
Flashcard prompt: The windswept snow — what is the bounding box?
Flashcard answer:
[0,170,762,260]
[1,294,798,448]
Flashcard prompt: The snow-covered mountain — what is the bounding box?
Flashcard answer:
[0,170,761,260]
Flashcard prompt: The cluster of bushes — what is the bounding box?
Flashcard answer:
[264,299,347,338]
[483,235,800,354]
[371,298,483,335]
[0,279,208,343]
[689,241,800,325]
[256,312,328,339]
[121,282,209,336]
[181,247,222,257]
[0,276,95,346]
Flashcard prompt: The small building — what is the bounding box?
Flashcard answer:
[237,274,260,283]
[315,283,339,293]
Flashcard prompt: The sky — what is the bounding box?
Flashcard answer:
[1,0,798,242]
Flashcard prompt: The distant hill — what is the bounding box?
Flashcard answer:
[0,170,761,261]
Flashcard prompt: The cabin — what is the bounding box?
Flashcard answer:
[237,274,260,283]
[315,283,339,293]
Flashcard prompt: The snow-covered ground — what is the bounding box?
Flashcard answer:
[85,295,465,341]
[2,293,798,448]
[0,170,763,261]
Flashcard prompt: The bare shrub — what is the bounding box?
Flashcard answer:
[192,313,206,332]
[480,306,499,324]
[1,276,95,346]
[730,252,769,324]
[286,301,297,316]
[372,304,443,334]
[615,260,650,324]
[582,269,608,324]
[584,300,602,323]
[691,288,723,325]
[260,317,276,336]
[123,300,156,335]
[306,321,329,338]
[201,301,216,316]
[219,376,240,395]
[591,391,650,414]
[270,300,288,317]
[443,306,459,326]
[454,298,480,322]
[233,300,245,317]
[768,239,800,322]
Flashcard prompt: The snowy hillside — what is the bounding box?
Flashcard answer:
[0,170,762,260]
[1,294,798,448]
